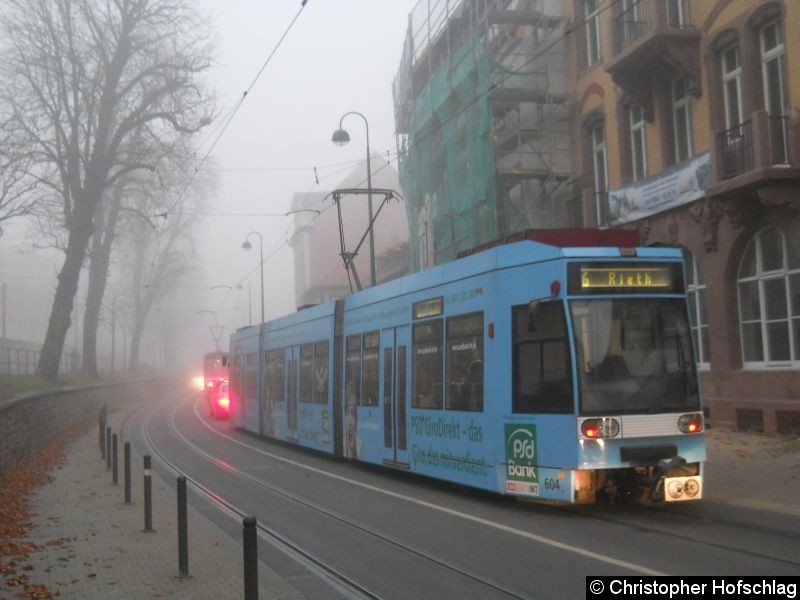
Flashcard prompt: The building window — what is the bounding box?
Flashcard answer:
[737,228,800,366]
[721,45,744,130]
[629,103,647,181]
[672,77,693,163]
[620,0,643,47]
[666,0,687,27]
[760,21,789,165]
[683,250,710,367]
[590,121,609,225]
[585,0,601,67]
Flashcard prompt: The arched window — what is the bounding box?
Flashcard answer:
[737,228,800,365]
[683,250,710,367]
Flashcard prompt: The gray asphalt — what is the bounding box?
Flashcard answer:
[18,391,800,599]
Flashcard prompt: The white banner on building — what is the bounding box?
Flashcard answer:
[607,152,711,226]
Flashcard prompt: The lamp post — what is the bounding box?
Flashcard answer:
[332,111,376,287]
[242,232,265,323]
[237,278,253,326]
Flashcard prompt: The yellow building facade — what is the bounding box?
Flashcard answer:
[568,0,800,433]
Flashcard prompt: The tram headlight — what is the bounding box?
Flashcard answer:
[678,413,704,434]
[683,478,699,498]
[580,417,620,439]
[666,479,684,499]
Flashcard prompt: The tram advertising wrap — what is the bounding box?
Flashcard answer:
[229,230,706,505]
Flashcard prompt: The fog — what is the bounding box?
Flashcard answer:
[0,1,417,375]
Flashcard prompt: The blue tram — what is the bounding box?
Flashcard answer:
[228,230,705,504]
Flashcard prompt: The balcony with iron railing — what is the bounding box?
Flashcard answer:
[612,0,694,57]
[708,109,800,202]
[605,0,700,118]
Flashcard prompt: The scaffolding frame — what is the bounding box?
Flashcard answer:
[393,0,580,269]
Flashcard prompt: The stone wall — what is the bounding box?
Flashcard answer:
[0,380,165,474]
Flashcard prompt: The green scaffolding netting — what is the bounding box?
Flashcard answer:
[399,31,498,269]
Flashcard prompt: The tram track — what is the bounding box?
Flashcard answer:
[563,501,800,569]
[143,395,537,600]
[138,393,799,594]
[138,397,386,600]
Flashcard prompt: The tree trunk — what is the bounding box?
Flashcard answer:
[128,321,143,370]
[36,213,93,380]
[82,250,107,377]
[82,184,123,377]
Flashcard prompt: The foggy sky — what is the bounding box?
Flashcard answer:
[0,0,418,372]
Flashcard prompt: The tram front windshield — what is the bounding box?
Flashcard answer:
[570,298,700,415]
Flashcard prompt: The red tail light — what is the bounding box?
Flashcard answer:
[580,417,620,439]
[678,413,703,434]
[581,421,600,438]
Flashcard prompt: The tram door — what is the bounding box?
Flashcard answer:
[381,326,409,467]
[286,346,299,438]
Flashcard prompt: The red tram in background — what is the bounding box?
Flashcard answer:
[203,350,230,419]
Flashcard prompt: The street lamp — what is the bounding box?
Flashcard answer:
[332,111,376,287]
[242,232,265,323]
[237,278,253,326]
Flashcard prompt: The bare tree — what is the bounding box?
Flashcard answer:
[0,118,38,235]
[0,0,215,379]
[121,166,212,371]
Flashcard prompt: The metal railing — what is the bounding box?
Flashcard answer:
[0,346,79,375]
[718,121,753,180]
[613,0,692,56]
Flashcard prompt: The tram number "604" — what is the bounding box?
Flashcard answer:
[544,478,560,491]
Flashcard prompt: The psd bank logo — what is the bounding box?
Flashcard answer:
[504,424,538,484]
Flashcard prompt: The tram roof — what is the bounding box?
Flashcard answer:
[233,237,684,339]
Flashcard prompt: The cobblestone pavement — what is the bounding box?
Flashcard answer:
[704,427,800,516]
[15,408,307,600]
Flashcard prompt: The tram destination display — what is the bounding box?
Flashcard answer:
[568,262,684,295]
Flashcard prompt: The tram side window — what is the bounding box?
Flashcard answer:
[513,302,573,413]
[246,353,258,400]
[345,335,361,408]
[446,312,483,412]
[314,341,329,404]
[412,319,443,409]
[266,349,284,403]
[362,332,380,406]
[299,344,314,403]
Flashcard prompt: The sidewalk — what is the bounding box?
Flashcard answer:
[10,409,307,600]
[703,427,800,516]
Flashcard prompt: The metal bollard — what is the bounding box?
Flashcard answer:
[143,455,154,532]
[99,406,106,456]
[177,476,189,578]
[112,434,118,485]
[243,516,258,600]
[106,427,112,470]
[124,442,131,504]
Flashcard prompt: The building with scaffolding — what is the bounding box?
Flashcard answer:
[393,0,579,270]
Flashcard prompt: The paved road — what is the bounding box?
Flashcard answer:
[19,391,800,599]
